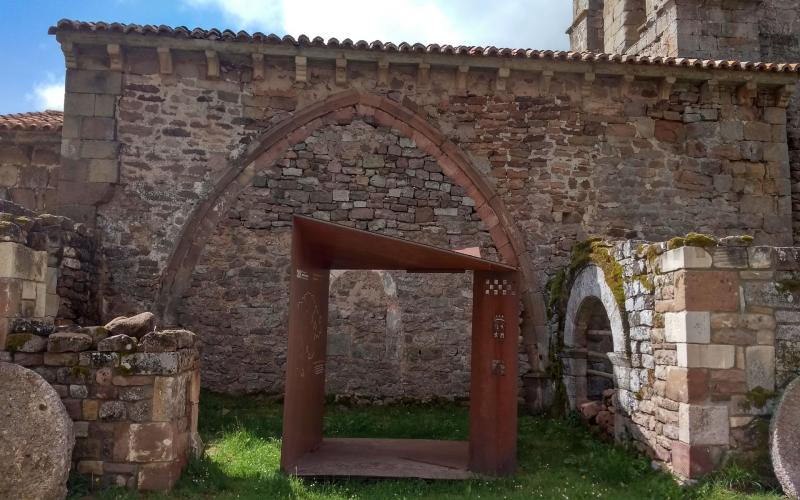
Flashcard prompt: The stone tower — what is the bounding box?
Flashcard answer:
[568,0,800,243]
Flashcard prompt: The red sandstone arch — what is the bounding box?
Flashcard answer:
[156,90,546,369]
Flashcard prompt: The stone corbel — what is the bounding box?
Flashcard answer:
[377,59,389,87]
[539,70,554,96]
[659,76,676,101]
[495,66,510,92]
[775,84,795,108]
[336,56,347,85]
[701,78,720,105]
[417,62,431,88]
[582,72,596,99]
[205,50,220,79]
[157,47,173,75]
[107,44,123,71]
[736,80,757,105]
[61,41,77,69]
[252,53,265,81]
[295,56,308,83]
[456,65,469,91]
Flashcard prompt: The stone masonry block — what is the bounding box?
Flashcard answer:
[746,346,775,391]
[660,246,712,273]
[671,441,726,479]
[658,270,739,312]
[128,422,175,462]
[64,92,96,116]
[152,373,189,421]
[677,344,736,369]
[666,367,709,403]
[120,352,179,376]
[665,311,710,343]
[66,69,122,95]
[0,243,47,281]
[88,159,119,183]
[679,403,729,446]
[81,117,116,141]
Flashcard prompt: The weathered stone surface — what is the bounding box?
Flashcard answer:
[97,333,137,352]
[0,362,74,500]
[120,352,179,375]
[6,332,47,352]
[139,331,178,352]
[105,312,156,339]
[47,331,93,352]
[772,376,800,499]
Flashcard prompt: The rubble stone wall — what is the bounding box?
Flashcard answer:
[0,129,61,213]
[178,120,497,395]
[0,200,100,334]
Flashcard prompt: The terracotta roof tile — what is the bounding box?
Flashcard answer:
[50,19,800,74]
[0,111,63,131]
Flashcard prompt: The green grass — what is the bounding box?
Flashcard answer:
[73,391,784,500]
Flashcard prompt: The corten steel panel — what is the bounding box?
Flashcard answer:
[281,226,331,472]
[281,216,520,478]
[469,271,519,476]
[291,216,516,272]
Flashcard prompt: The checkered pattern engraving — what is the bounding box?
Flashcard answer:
[484,278,515,296]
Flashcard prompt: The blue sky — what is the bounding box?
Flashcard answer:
[0,1,572,115]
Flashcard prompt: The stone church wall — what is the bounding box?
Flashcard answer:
[46,25,797,398]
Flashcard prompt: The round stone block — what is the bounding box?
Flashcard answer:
[0,362,75,500]
[772,376,800,498]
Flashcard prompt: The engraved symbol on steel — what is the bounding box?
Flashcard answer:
[296,269,310,280]
[491,360,506,376]
[313,360,325,376]
[484,278,515,296]
[493,314,505,340]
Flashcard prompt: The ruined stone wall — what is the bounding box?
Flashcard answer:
[50,31,796,397]
[2,327,200,491]
[0,200,101,344]
[178,120,495,395]
[0,129,61,212]
[561,237,800,479]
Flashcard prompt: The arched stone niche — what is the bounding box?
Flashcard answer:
[562,265,629,411]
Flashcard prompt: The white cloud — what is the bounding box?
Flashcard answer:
[27,79,65,111]
[182,0,571,49]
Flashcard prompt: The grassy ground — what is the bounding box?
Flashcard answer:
[71,391,784,500]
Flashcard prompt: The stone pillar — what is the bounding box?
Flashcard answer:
[568,0,605,52]
[657,246,735,478]
[0,241,48,350]
[58,65,122,225]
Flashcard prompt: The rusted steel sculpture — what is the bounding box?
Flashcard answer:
[281,216,519,479]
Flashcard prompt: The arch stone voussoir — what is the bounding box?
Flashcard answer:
[157,90,544,372]
[564,265,627,355]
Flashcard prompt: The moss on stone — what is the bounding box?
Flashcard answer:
[776,279,800,295]
[741,386,777,411]
[666,237,686,250]
[653,313,664,329]
[71,365,90,379]
[740,235,754,244]
[636,274,654,292]
[5,333,32,352]
[684,232,718,248]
